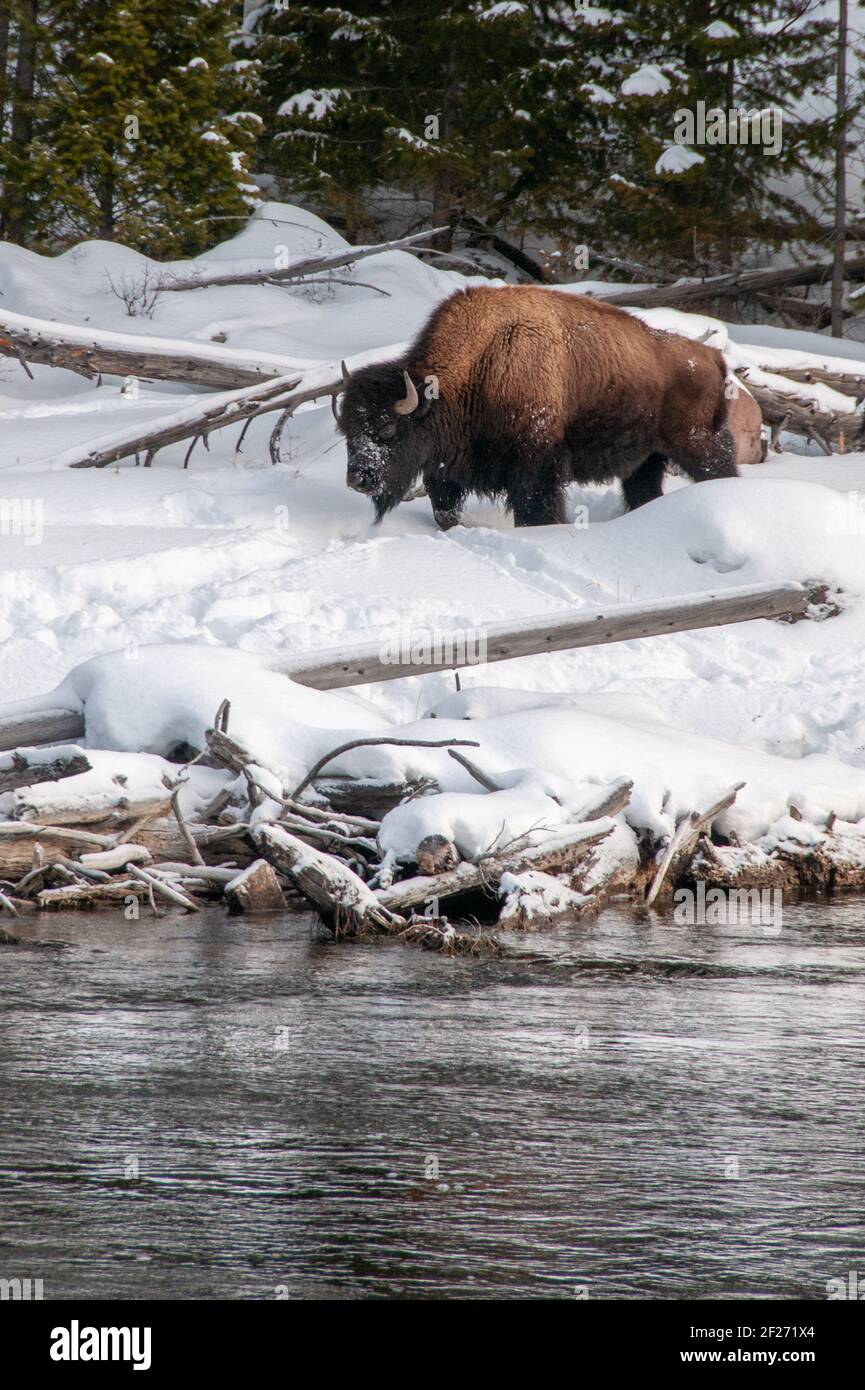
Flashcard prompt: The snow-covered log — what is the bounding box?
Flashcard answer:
[59,371,335,470]
[377,819,615,913]
[0,308,299,388]
[224,859,287,914]
[275,582,809,687]
[0,817,252,878]
[0,746,90,793]
[160,226,449,293]
[252,822,400,933]
[0,582,810,755]
[597,256,865,310]
[645,782,745,908]
[737,374,863,453]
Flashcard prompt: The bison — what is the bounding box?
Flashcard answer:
[336,284,751,529]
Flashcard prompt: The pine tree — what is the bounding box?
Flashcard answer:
[588,2,838,273]
[1,0,262,256]
[250,1,556,246]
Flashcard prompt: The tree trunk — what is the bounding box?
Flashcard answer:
[831,0,848,337]
[0,1,13,129]
[3,0,38,243]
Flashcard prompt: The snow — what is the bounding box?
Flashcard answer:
[3,200,865,864]
[704,21,737,40]
[581,83,617,106]
[378,783,568,865]
[621,65,671,98]
[480,2,527,16]
[277,90,348,121]
[655,146,705,175]
[498,871,593,923]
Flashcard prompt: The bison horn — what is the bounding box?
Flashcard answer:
[394,370,419,416]
[331,393,340,424]
[341,359,351,387]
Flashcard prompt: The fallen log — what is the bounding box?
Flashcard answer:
[0,582,811,754]
[275,581,810,688]
[59,372,318,470]
[596,256,865,310]
[126,862,201,911]
[79,843,152,872]
[779,366,865,401]
[0,308,299,389]
[0,746,90,794]
[736,374,862,453]
[37,879,148,909]
[252,822,399,933]
[645,783,745,908]
[10,790,171,828]
[378,819,615,913]
[0,710,87,751]
[0,817,252,877]
[160,226,448,293]
[224,859,286,914]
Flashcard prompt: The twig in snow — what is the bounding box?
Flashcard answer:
[289,737,481,801]
[447,748,501,792]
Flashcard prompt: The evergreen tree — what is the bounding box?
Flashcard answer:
[1,0,262,256]
[250,1,556,245]
[588,2,839,272]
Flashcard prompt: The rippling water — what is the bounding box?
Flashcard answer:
[1,900,864,1300]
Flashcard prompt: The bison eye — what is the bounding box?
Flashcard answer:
[378,423,397,441]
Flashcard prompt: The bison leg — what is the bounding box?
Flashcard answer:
[426,478,466,531]
[622,453,667,510]
[509,464,568,527]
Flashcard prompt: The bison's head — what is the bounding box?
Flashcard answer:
[334,360,433,521]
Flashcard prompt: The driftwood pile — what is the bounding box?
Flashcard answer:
[4,709,865,954]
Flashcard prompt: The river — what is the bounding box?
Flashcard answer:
[1,900,864,1300]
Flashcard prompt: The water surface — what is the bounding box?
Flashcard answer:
[1,900,864,1300]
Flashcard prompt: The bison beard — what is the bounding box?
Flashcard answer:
[336,285,740,529]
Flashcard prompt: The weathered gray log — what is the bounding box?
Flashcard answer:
[274,581,809,688]
[160,226,448,293]
[0,582,810,753]
[645,782,745,908]
[62,372,331,470]
[0,710,86,751]
[778,366,865,401]
[0,310,295,388]
[126,862,201,911]
[252,823,399,932]
[596,256,865,310]
[37,880,149,909]
[737,375,862,453]
[0,817,252,877]
[378,820,615,913]
[0,746,90,793]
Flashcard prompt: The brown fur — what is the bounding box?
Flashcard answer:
[338,285,738,527]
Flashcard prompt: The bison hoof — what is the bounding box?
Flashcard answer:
[433,508,462,531]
